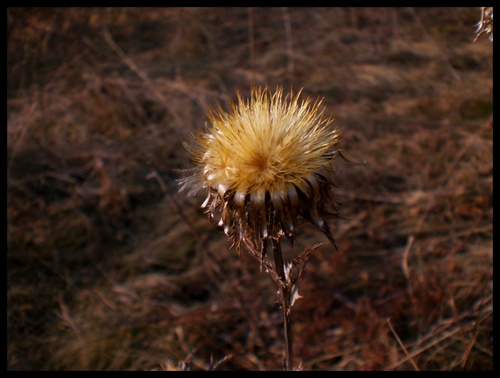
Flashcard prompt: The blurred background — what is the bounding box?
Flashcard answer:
[7,7,492,371]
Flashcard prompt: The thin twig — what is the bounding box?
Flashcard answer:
[146,170,202,244]
[272,237,294,371]
[281,7,294,82]
[247,7,255,84]
[407,7,462,83]
[387,317,420,371]
[102,25,184,125]
[7,100,37,177]
[336,189,403,204]
[387,326,464,370]
[401,235,414,282]
[58,295,89,369]
[460,328,479,370]
[102,26,149,83]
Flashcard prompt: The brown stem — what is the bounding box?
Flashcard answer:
[272,237,294,371]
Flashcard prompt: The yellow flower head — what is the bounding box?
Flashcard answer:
[180,86,341,250]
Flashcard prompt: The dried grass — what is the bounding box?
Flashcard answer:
[7,7,492,371]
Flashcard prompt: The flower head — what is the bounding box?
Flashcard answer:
[180,86,341,252]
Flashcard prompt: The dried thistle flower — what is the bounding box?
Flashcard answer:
[474,7,493,42]
[179,86,347,370]
[180,86,341,254]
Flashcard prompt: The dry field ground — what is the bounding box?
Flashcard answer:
[7,7,492,371]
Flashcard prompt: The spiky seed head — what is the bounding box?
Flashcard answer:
[179,86,341,252]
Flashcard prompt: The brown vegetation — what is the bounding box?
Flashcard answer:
[7,7,492,371]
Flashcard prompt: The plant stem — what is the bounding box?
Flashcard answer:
[272,237,294,371]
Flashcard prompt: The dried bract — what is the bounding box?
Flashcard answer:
[474,7,493,42]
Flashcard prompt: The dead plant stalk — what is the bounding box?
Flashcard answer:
[180,86,343,370]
